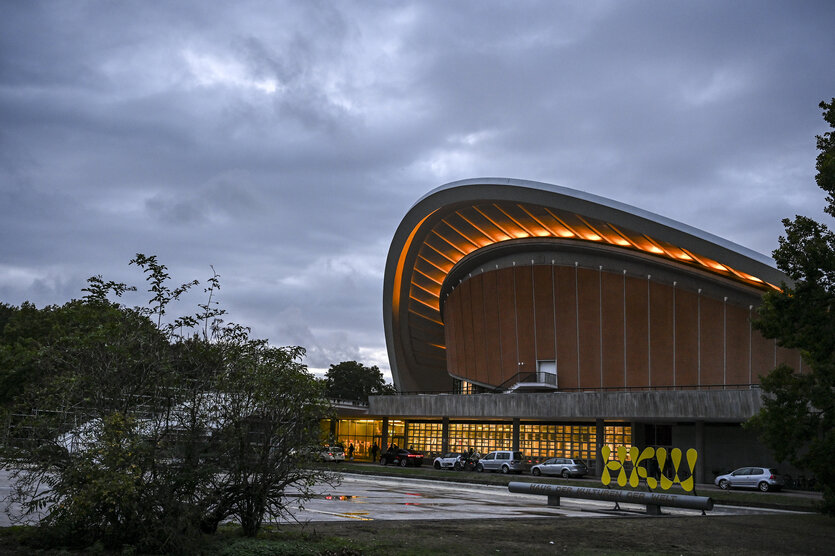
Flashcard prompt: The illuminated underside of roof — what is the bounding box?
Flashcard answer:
[384,178,786,392]
[408,200,778,322]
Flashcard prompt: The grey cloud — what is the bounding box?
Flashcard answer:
[2,1,834,381]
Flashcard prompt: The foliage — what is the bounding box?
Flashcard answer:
[749,98,835,515]
[0,255,333,551]
[323,360,396,403]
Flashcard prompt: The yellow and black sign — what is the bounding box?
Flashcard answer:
[601,446,698,492]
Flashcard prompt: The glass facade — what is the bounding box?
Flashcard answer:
[519,424,595,461]
[448,422,513,455]
[452,378,488,395]
[325,418,632,464]
[406,421,443,455]
[325,419,383,461]
[603,425,632,460]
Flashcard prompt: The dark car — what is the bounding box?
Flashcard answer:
[380,448,424,467]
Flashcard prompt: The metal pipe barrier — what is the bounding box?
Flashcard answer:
[508,482,713,515]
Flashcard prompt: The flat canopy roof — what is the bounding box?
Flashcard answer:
[384,178,785,392]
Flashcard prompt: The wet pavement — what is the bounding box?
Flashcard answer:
[1,469,811,527]
[273,473,805,523]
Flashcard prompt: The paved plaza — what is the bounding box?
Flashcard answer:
[272,473,804,524]
[1,470,808,527]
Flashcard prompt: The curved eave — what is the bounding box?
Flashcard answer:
[418,178,779,269]
[384,178,787,392]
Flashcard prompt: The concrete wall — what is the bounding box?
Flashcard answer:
[369,389,764,421]
[674,423,800,480]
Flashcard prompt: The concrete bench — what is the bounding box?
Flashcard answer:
[508,482,713,515]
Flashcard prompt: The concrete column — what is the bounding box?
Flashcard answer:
[381,417,389,451]
[631,421,645,448]
[630,422,644,481]
[595,419,605,477]
[442,417,450,453]
[512,418,520,452]
[329,419,337,443]
[695,421,705,486]
[404,421,410,450]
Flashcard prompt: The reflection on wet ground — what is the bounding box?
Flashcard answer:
[1,469,807,527]
[275,473,810,525]
[324,495,360,501]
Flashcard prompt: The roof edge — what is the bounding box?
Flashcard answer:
[416,177,777,269]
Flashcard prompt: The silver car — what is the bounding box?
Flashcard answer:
[531,457,588,478]
[714,467,785,492]
[319,446,346,463]
[476,451,530,474]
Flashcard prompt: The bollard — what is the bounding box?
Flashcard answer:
[508,482,713,514]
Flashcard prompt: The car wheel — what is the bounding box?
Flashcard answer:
[380,457,387,466]
[400,458,408,467]
[758,481,770,492]
[434,461,441,470]
[718,479,729,490]
[561,469,570,478]
[476,463,484,473]
[501,465,510,474]
[532,468,541,477]
[454,462,462,471]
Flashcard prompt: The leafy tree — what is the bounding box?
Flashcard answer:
[199,339,330,535]
[323,360,396,403]
[749,98,835,514]
[1,255,333,551]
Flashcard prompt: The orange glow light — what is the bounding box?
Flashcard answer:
[396,201,774,334]
[408,293,440,310]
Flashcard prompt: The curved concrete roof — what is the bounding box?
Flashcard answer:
[384,177,786,392]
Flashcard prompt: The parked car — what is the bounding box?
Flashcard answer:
[714,467,785,492]
[531,457,588,478]
[433,452,467,470]
[475,450,531,474]
[319,446,346,463]
[380,448,424,467]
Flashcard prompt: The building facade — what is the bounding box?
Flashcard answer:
[331,178,800,481]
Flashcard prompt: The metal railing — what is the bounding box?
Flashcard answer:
[388,383,761,396]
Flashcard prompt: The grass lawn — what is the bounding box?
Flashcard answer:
[4,514,830,555]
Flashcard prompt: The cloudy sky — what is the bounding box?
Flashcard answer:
[2,1,834,380]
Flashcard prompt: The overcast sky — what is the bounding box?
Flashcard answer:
[2,1,834,380]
